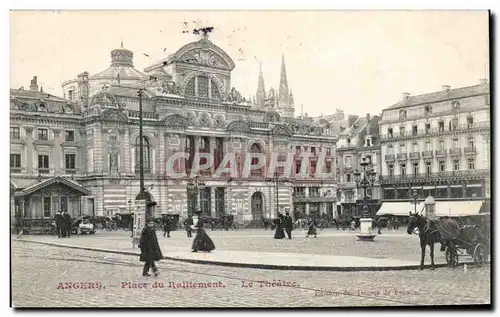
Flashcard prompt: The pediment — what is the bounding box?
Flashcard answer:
[226,120,251,132]
[163,114,190,128]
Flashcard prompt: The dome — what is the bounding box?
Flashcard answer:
[89,43,147,81]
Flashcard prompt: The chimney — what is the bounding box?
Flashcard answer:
[30,76,39,91]
[442,85,451,92]
[479,78,489,85]
[347,115,358,128]
[366,113,370,122]
[402,92,411,100]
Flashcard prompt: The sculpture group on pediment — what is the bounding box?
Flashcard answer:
[63,103,74,114]
[226,87,245,104]
[182,49,226,68]
[161,80,181,95]
[18,102,38,112]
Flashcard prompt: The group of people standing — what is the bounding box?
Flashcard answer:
[274,212,294,239]
[53,211,73,238]
[274,212,318,239]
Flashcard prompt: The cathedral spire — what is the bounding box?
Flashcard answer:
[278,54,290,108]
[256,62,266,106]
[279,54,289,97]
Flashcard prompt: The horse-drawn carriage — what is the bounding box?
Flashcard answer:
[208,215,239,231]
[443,213,490,267]
[408,211,490,269]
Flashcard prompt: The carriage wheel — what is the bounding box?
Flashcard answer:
[473,243,487,266]
[445,244,458,268]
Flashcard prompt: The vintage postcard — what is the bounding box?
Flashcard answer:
[9,10,491,308]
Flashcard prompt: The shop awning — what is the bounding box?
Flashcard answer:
[376,202,425,216]
[376,200,485,217]
[435,200,484,217]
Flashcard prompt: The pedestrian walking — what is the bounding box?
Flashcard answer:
[284,212,293,239]
[62,211,72,238]
[54,211,64,238]
[184,216,193,238]
[274,213,285,239]
[139,218,164,277]
[163,215,172,238]
[306,218,317,238]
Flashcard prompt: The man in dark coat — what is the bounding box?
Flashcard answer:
[62,211,72,238]
[184,216,193,238]
[284,212,293,239]
[163,215,172,238]
[54,211,64,238]
[140,218,164,277]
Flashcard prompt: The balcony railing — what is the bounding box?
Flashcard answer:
[379,169,489,181]
[10,167,21,173]
[385,154,395,161]
[38,168,50,174]
[397,153,407,161]
[127,110,159,120]
[249,122,269,129]
[422,150,433,158]
[449,148,461,156]
[435,149,447,157]
[381,122,490,141]
[409,152,420,159]
[464,146,477,155]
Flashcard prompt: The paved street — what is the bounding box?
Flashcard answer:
[16,228,484,264]
[12,240,490,307]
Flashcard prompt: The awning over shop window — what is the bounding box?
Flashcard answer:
[376,202,425,216]
[435,200,484,217]
[376,200,485,217]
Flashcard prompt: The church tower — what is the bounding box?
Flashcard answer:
[276,54,295,117]
[255,62,266,106]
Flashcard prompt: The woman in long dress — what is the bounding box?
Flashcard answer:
[306,218,317,238]
[274,214,285,239]
[139,218,164,276]
[192,216,216,252]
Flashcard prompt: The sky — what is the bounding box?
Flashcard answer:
[10,10,489,117]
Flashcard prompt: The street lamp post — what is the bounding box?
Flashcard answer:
[267,171,282,218]
[353,155,377,241]
[411,189,420,214]
[187,176,206,227]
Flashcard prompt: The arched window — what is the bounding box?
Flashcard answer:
[250,143,263,176]
[135,136,151,173]
[184,75,221,100]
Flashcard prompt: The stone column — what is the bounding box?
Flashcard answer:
[305,203,310,215]
[179,134,186,175]
[211,187,216,217]
[209,137,216,175]
[25,127,34,175]
[101,128,109,173]
[78,130,85,175]
[447,185,452,198]
[118,128,126,174]
[305,187,310,197]
[194,136,200,176]
[462,183,467,198]
[53,128,62,175]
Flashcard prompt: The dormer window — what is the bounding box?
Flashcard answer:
[365,137,372,147]
[424,105,432,115]
[387,128,393,138]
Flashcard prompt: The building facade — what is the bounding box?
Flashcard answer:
[378,80,490,215]
[333,113,382,217]
[10,35,338,229]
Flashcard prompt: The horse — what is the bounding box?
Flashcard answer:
[407,212,461,270]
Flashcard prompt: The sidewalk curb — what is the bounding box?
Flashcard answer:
[15,239,486,272]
